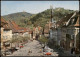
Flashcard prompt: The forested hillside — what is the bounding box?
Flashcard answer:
[30,8,74,27]
[3,8,75,28]
[3,12,33,27]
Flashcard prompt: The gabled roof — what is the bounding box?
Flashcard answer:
[1,17,7,23]
[44,24,49,34]
[7,20,19,33]
[60,13,73,24]
[33,26,42,31]
[74,16,80,26]
[38,26,41,31]
[7,20,28,33]
[1,17,7,26]
[44,28,49,34]
[1,17,11,29]
[56,13,74,27]
[66,12,80,27]
[3,24,11,30]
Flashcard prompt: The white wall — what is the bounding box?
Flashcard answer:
[23,32,29,37]
[3,29,12,41]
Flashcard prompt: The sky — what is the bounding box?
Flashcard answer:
[1,1,79,16]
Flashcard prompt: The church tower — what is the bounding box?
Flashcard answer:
[50,5,53,23]
[50,5,56,28]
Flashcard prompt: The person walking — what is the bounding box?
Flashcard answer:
[71,47,75,54]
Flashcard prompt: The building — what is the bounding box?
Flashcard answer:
[44,24,50,38]
[33,26,42,40]
[7,20,29,38]
[65,12,80,53]
[56,11,80,54]
[49,5,58,46]
[57,12,74,49]
[1,17,7,50]
[1,17,12,51]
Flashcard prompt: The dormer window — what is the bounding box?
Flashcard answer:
[72,18,75,24]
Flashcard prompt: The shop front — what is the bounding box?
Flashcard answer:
[3,41,10,49]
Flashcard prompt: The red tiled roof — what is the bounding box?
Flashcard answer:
[44,24,49,33]
[1,17,7,24]
[11,21,19,30]
[18,27,28,33]
[1,17,7,26]
[33,27,36,31]
[7,20,28,33]
[29,30,32,34]
[38,26,41,31]
[7,20,18,33]
[3,24,11,30]
[44,28,49,34]
[33,26,42,31]
[1,17,11,29]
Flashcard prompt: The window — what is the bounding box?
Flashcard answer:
[77,29,79,33]
[73,29,75,33]
[4,31,8,33]
[72,19,75,24]
[73,35,75,39]
[4,29,10,33]
[71,35,75,39]
[3,36,8,39]
[67,29,69,33]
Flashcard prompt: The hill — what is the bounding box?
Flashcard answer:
[3,12,33,27]
[3,8,75,28]
[30,8,75,27]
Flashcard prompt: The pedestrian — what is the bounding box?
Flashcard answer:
[28,49,32,53]
[73,47,75,54]
[42,45,45,52]
[39,49,42,53]
[71,47,75,54]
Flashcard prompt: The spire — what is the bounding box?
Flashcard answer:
[50,5,53,22]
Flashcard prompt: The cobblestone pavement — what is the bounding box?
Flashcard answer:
[8,40,59,56]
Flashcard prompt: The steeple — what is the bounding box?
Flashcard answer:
[50,5,53,23]
[50,5,56,28]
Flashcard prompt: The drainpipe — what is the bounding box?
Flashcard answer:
[79,29,80,51]
[74,35,76,48]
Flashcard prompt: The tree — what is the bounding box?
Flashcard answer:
[38,36,49,44]
[27,21,32,25]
